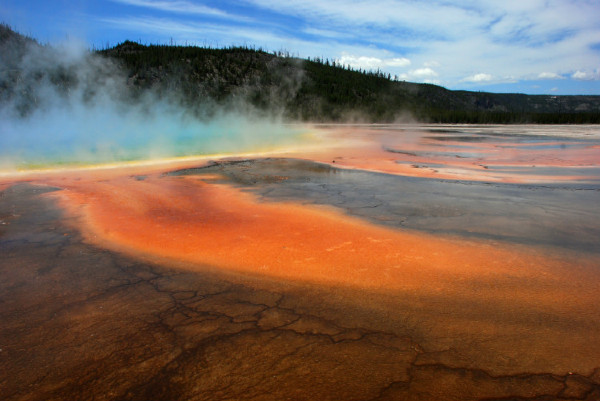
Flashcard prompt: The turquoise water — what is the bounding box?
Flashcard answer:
[0,104,304,170]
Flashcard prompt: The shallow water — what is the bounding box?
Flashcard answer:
[1,124,600,401]
[294,124,600,184]
[169,157,600,252]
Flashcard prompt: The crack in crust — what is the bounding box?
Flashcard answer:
[1,183,600,401]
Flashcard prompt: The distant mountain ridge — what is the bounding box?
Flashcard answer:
[2,23,599,123]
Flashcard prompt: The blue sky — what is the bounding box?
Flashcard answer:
[2,0,600,94]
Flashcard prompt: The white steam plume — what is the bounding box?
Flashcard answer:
[0,32,303,171]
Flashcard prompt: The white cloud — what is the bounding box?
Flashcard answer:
[102,16,398,64]
[410,67,438,78]
[337,54,410,70]
[302,27,346,39]
[101,16,288,46]
[538,72,563,79]
[424,61,440,68]
[247,0,485,38]
[572,70,600,80]
[387,58,412,67]
[110,0,231,17]
[462,73,493,82]
[394,66,440,83]
[243,0,600,90]
[94,0,600,91]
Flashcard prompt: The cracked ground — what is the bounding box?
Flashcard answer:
[1,157,600,401]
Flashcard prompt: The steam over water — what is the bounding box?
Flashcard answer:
[0,39,303,171]
[0,104,303,170]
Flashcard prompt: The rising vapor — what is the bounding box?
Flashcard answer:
[0,28,302,171]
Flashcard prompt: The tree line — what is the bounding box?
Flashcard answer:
[2,23,599,124]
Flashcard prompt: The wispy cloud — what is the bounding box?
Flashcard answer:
[242,0,600,89]
[9,0,598,93]
[410,67,438,78]
[462,73,493,83]
[101,16,281,45]
[572,69,600,80]
[337,54,410,71]
[110,0,231,17]
[101,15,363,57]
[302,27,347,39]
[246,0,484,38]
[96,1,600,90]
[538,72,564,80]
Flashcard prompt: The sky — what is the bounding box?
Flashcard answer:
[1,0,600,95]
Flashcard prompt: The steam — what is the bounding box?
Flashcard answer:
[0,34,304,171]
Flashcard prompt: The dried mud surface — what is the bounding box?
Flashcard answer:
[1,177,600,400]
[2,125,600,400]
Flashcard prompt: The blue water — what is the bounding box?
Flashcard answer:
[0,105,305,170]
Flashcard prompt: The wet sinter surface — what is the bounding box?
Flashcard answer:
[291,124,600,184]
[2,183,600,401]
[1,125,600,400]
[169,157,600,253]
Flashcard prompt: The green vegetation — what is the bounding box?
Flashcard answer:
[2,23,599,123]
[99,42,600,123]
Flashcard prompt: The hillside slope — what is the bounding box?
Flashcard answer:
[2,24,599,123]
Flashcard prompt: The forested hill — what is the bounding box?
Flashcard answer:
[2,23,600,123]
[99,40,600,123]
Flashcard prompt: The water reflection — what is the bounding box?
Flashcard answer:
[291,124,600,184]
[170,157,600,253]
